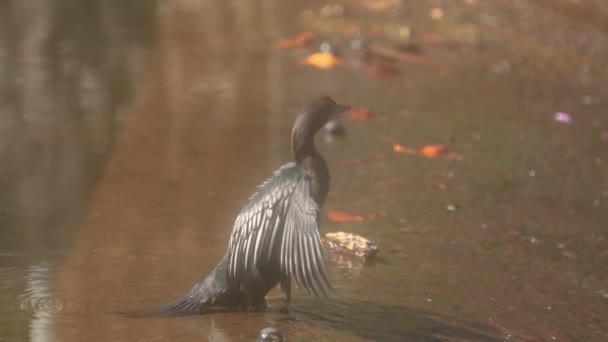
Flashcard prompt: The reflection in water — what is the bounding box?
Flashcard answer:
[49,0,301,340]
[0,0,156,340]
[291,298,501,341]
[0,0,156,245]
[207,318,233,342]
[22,263,54,342]
[139,297,502,341]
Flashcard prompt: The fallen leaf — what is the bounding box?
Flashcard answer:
[346,107,375,121]
[430,7,444,20]
[361,0,402,11]
[275,31,314,49]
[553,112,572,124]
[327,210,365,223]
[391,141,461,159]
[392,143,417,154]
[432,182,447,190]
[420,144,451,158]
[301,52,343,69]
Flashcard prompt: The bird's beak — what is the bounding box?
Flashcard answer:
[334,104,351,114]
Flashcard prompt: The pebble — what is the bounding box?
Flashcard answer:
[257,327,284,342]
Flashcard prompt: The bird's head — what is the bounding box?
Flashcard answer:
[301,95,351,133]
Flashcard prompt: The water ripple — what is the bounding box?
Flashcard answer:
[17,263,62,315]
[16,262,104,317]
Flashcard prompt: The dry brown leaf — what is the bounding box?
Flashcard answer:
[432,182,447,190]
[274,31,314,49]
[420,144,454,158]
[327,210,365,223]
[392,142,461,159]
[346,107,375,121]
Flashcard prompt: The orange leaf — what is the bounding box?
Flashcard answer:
[420,144,453,158]
[301,52,343,69]
[392,143,417,154]
[327,210,365,223]
[346,107,375,121]
[430,7,444,20]
[275,31,314,49]
[391,141,461,159]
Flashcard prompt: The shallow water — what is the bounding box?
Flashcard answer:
[1,0,607,341]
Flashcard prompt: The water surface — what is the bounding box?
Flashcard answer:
[1,0,607,341]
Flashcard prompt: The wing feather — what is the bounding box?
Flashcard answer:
[280,176,332,294]
[226,163,332,296]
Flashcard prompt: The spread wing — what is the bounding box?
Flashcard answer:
[227,163,331,295]
[279,176,331,295]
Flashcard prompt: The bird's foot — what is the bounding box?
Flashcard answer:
[265,295,290,307]
[264,295,282,300]
[263,295,290,314]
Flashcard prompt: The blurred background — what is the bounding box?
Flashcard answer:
[0,0,607,341]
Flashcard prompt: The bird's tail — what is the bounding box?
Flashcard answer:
[160,254,238,315]
[160,291,212,315]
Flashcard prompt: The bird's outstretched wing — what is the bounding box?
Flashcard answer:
[280,175,331,295]
[227,163,331,295]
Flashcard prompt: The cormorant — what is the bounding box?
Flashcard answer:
[161,95,351,314]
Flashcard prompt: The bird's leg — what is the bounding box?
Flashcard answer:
[280,277,291,305]
[254,298,268,312]
[276,277,291,314]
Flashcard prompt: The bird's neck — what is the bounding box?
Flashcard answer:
[291,122,330,207]
[291,114,317,164]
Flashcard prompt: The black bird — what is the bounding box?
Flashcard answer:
[161,95,351,314]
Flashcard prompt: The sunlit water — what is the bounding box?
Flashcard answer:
[1,0,607,341]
